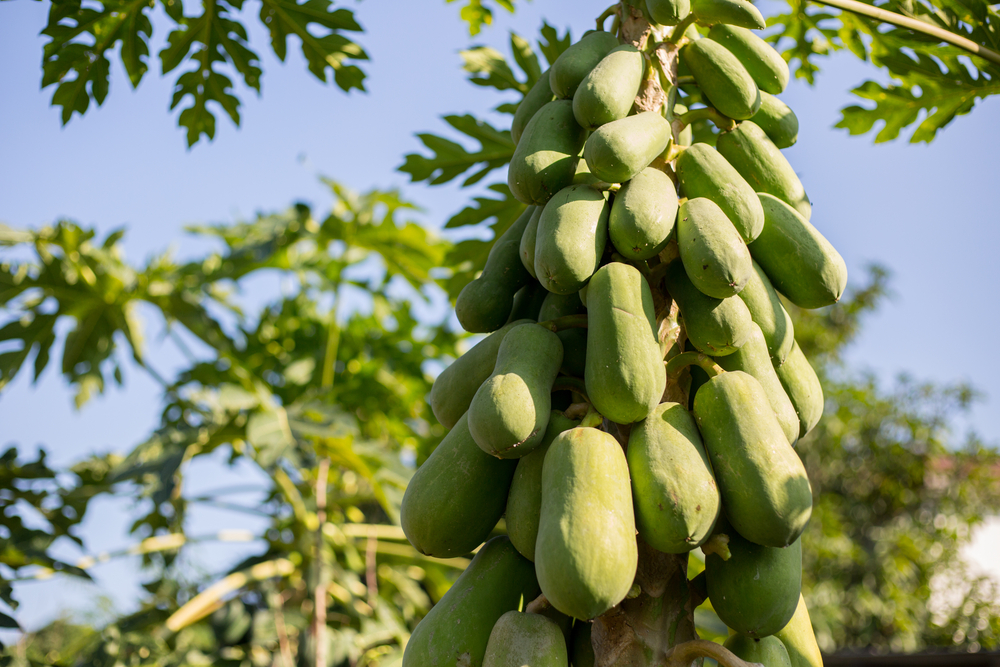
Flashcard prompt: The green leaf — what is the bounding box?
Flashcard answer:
[537,20,572,66]
[462,45,525,92]
[448,0,517,36]
[0,611,18,630]
[399,115,514,186]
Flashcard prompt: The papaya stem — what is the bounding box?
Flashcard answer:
[665,351,725,378]
[596,3,620,31]
[580,406,605,429]
[676,75,696,85]
[538,314,588,332]
[665,639,760,667]
[591,181,622,192]
[678,106,737,131]
[701,532,731,560]
[552,376,589,402]
[665,13,698,44]
[662,142,687,163]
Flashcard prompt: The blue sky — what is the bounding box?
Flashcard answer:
[1,0,998,632]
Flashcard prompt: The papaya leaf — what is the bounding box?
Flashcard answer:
[537,20,572,66]
[462,45,525,92]
[448,0,517,36]
[398,115,514,186]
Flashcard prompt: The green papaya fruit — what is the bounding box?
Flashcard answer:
[585,262,666,424]
[506,411,580,561]
[681,39,761,120]
[402,536,540,667]
[664,260,754,356]
[675,103,695,146]
[401,413,518,557]
[534,184,610,295]
[538,291,588,377]
[751,194,847,309]
[483,611,569,667]
[456,206,535,333]
[647,0,691,25]
[675,143,764,243]
[573,45,645,129]
[713,322,799,446]
[774,341,824,439]
[533,603,575,645]
[724,633,793,667]
[628,401,721,553]
[469,323,564,458]
[428,319,534,429]
[751,92,799,148]
[708,24,789,94]
[571,622,595,667]
[678,197,753,298]
[738,261,794,365]
[506,281,550,324]
[693,371,812,547]
[520,205,543,278]
[573,154,602,186]
[509,100,587,205]
[716,121,811,219]
[584,111,673,183]
[551,31,621,99]
[513,69,556,145]
[705,519,802,637]
[775,595,824,667]
[608,166,678,260]
[536,427,638,620]
[690,0,766,28]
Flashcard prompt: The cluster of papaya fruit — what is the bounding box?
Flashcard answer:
[401,1,847,665]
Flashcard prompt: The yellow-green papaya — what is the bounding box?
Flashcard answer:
[681,39,761,120]
[716,121,811,218]
[708,24,789,94]
[584,111,673,183]
[506,411,579,561]
[573,45,645,130]
[775,595,824,667]
[506,281,549,324]
[664,260,754,356]
[690,0,766,28]
[628,402,721,553]
[428,319,534,429]
[402,536,540,667]
[536,427,638,620]
[647,0,690,25]
[608,166,678,260]
[585,262,666,424]
[774,341,824,439]
[534,184,610,295]
[520,205,543,278]
[456,206,535,333]
[469,323,564,458]
[571,622,595,667]
[678,197,753,298]
[724,633,793,667]
[538,291,588,377]
[550,31,621,99]
[751,194,847,309]
[483,611,569,667]
[738,261,794,365]
[509,100,587,205]
[573,153,602,186]
[705,518,801,638]
[693,371,812,547]
[513,69,556,145]
[751,92,799,148]
[401,413,518,557]
[675,143,764,243]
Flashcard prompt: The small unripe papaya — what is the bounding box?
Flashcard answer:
[538,291,588,377]
[483,611,569,667]
[534,185,610,295]
[724,633,793,667]
[738,261,795,365]
[751,92,799,148]
[509,100,587,206]
[550,31,621,99]
[675,143,764,243]
[584,111,672,183]
[512,69,556,145]
[708,24,789,94]
[608,166,678,260]
[690,0,766,28]
[520,205,543,278]
[774,341,824,439]
[775,595,824,667]
[573,45,645,129]
[682,39,761,120]
[664,260,754,356]
[506,280,549,323]
[647,0,691,25]
[677,197,753,299]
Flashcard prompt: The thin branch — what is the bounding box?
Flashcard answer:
[314,458,330,667]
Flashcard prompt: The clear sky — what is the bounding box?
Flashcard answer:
[1,0,998,633]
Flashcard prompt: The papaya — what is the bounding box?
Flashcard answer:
[681,39,761,120]
[716,120,811,219]
[401,413,518,558]
[506,280,549,323]
[738,261,794,365]
[705,519,802,637]
[509,100,587,205]
[713,322,799,446]
[677,197,753,299]
[751,194,847,309]
[428,319,534,429]
[647,0,690,25]
[538,291,588,377]
[751,92,799,148]
[690,0,766,28]
[402,536,540,667]
[708,24,789,94]
[573,154,602,186]
[456,206,535,333]
[775,595,824,667]
[675,143,764,243]
[675,103,695,146]
[664,260,754,356]
[536,427,638,620]
[483,611,569,667]
[513,69,556,145]
[573,45,645,130]
[534,184,611,295]
[608,166,678,260]
[506,411,579,561]
[774,341,824,439]
[693,370,812,547]
[628,402,721,553]
[550,31,621,99]
[584,111,673,183]
[724,633,793,667]
[520,205,543,278]
[571,622,595,667]
[469,323,564,458]
[585,262,666,424]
